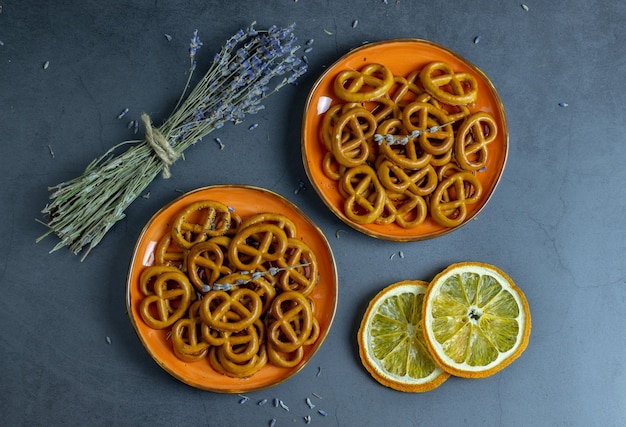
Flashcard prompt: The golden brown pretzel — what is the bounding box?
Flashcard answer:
[238,212,298,239]
[376,159,438,197]
[454,112,497,171]
[388,71,424,107]
[200,288,262,332]
[266,342,304,368]
[139,265,182,296]
[340,165,386,224]
[209,337,268,378]
[331,107,377,168]
[321,103,348,151]
[227,224,289,271]
[266,291,316,353]
[334,63,394,102]
[186,241,232,292]
[321,151,346,181]
[220,272,277,313]
[402,101,454,156]
[171,301,210,362]
[275,238,319,296]
[390,192,429,228]
[171,200,232,249]
[139,270,194,329]
[419,61,478,106]
[377,118,432,170]
[154,232,187,270]
[368,95,402,125]
[220,318,264,364]
[430,172,482,227]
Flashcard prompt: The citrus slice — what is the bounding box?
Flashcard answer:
[358,280,450,392]
[422,262,531,378]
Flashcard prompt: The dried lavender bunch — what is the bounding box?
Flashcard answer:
[38,22,308,260]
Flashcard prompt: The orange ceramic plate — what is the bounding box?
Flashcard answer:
[126,185,338,393]
[301,39,508,240]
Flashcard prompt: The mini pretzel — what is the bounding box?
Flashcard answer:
[369,96,402,124]
[209,338,268,378]
[377,159,438,197]
[186,241,232,292]
[201,310,240,346]
[389,71,424,107]
[275,238,319,296]
[331,107,377,168]
[220,318,264,364]
[377,118,432,170]
[139,265,182,296]
[454,112,497,171]
[267,291,316,353]
[322,151,346,181]
[228,224,289,271]
[385,192,428,228]
[171,200,232,249]
[430,172,482,227]
[238,213,298,239]
[218,272,277,313]
[154,232,187,270]
[340,165,386,224]
[171,301,209,362]
[200,288,262,332]
[322,103,348,151]
[267,342,304,368]
[334,63,394,102]
[139,270,194,329]
[402,101,454,155]
[420,61,478,106]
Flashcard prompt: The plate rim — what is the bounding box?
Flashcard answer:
[125,184,338,393]
[301,38,509,241]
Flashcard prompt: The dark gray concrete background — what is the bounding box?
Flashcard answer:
[2,1,625,425]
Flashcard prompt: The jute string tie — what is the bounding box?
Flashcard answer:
[141,113,180,178]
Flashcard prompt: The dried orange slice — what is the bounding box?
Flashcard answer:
[422,262,531,378]
[358,280,450,392]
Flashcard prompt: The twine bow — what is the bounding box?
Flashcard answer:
[141,113,180,178]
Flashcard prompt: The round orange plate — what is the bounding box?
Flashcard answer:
[301,39,509,241]
[126,185,338,393]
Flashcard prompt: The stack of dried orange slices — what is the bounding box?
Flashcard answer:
[357,262,531,392]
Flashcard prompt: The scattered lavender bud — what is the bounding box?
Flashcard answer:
[164,34,172,41]
[258,399,268,406]
[558,102,569,107]
[521,3,529,11]
[352,19,359,28]
[215,137,225,149]
[105,336,111,345]
[318,410,328,416]
[43,61,50,69]
[474,35,481,44]
[117,108,129,119]
[248,123,258,130]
